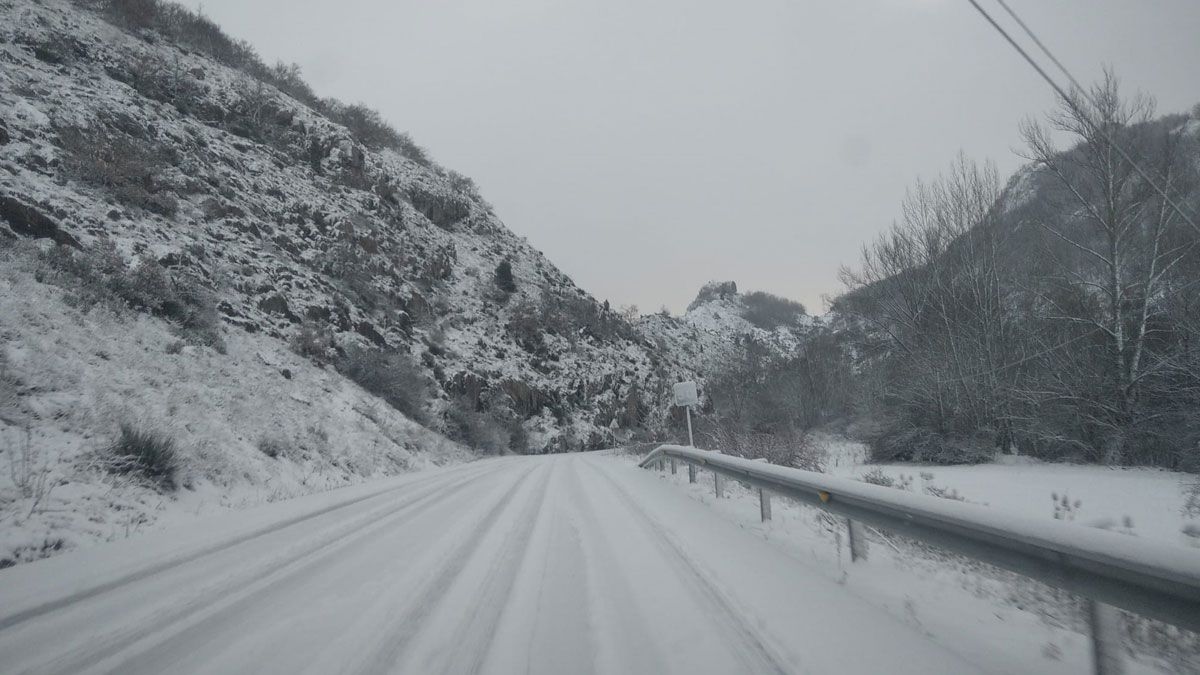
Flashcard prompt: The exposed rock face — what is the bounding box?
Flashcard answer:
[0,0,695,451]
[0,196,82,249]
[687,280,738,311]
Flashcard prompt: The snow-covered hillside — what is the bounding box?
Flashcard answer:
[0,0,709,565]
[639,280,811,382]
[0,241,472,567]
[0,0,688,459]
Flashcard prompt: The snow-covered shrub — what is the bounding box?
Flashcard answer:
[266,62,321,111]
[106,423,180,491]
[860,468,895,488]
[335,346,430,425]
[42,245,224,352]
[162,271,225,352]
[151,3,261,73]
[86,0,429,165]
[494,260,516,294]
[329,103,430,165]
[869,426,994,465]
[923,484,966,501]
[446,170,480,198]
[4,425,57,512]
[124,258,174,312]
[256,437,287,460]
[537,288,636,343]
[56,124,179,216]
[506,298,545,353]
[1051,492,1082,521]
[860,469,915,491]
[445,398,509,455]
[291,319,335,362]
[706,428,824,471]
[1185,481,1200,518]
[98,0,160,29]
[123,53,207,116]
[741,291,806,330]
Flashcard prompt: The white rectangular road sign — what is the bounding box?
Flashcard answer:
[673,381,698,407]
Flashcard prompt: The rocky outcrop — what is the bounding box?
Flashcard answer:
[0,197,82,249]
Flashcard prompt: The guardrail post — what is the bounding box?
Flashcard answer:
[688,464,697,483]
[759,488,772,521]
[1087,600,1125,675]
[847,519,868,562]
[670,458,677,475]
[714,472,724,498]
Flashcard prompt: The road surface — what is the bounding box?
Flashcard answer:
[0,453,984,674]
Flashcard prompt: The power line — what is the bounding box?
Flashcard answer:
[964,0,1200,236]
[992,0,1078,92]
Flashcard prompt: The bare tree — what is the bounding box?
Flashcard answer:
[1019,69,1196,463]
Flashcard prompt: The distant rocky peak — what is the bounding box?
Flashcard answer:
[686,280,739,312]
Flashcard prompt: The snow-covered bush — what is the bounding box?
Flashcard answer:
[494,260,516,294]
[869,426,995,465]
[335,346,430,425]
[741,291,806,330]
[291,319,336,362]
[860,468,895,488]
[106,423,180,491]
[445,398,510,456]
[56,124,179,216]
[256,436,287,460]
[124,53,207,115]
[1182,481,1199,518]
[706,428,824,471]
[4,425,57,513]
[330,103,429,164]
[40,244,225,352]
[506,298,545,353]
[98,0,159,29]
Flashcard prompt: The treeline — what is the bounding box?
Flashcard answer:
[690,330,853,470]
[835,72,1200,469]
[79,0,431,164]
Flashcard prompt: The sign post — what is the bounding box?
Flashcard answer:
[672,381,698,447]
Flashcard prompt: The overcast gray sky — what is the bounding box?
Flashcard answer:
[198,0,1200,314]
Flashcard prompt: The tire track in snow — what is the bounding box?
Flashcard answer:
[357,461,545,674]
[24,462,505,675]
[0,459,508,634]
[429,457,556,675]
[584,457,793,675]
[518,460,595,675]
[565,457,667,675]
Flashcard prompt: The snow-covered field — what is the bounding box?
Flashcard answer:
[819,434,1198,546]
[625,437,1200,674]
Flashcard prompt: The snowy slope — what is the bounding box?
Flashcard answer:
[639,280,810,383]
[0,0,707,566]
[0,0,685,457]
[0,242,470,567]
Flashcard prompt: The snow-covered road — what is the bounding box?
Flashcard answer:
[0,453,985,674]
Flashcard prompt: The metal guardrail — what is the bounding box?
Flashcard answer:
[639,445,1200,636]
